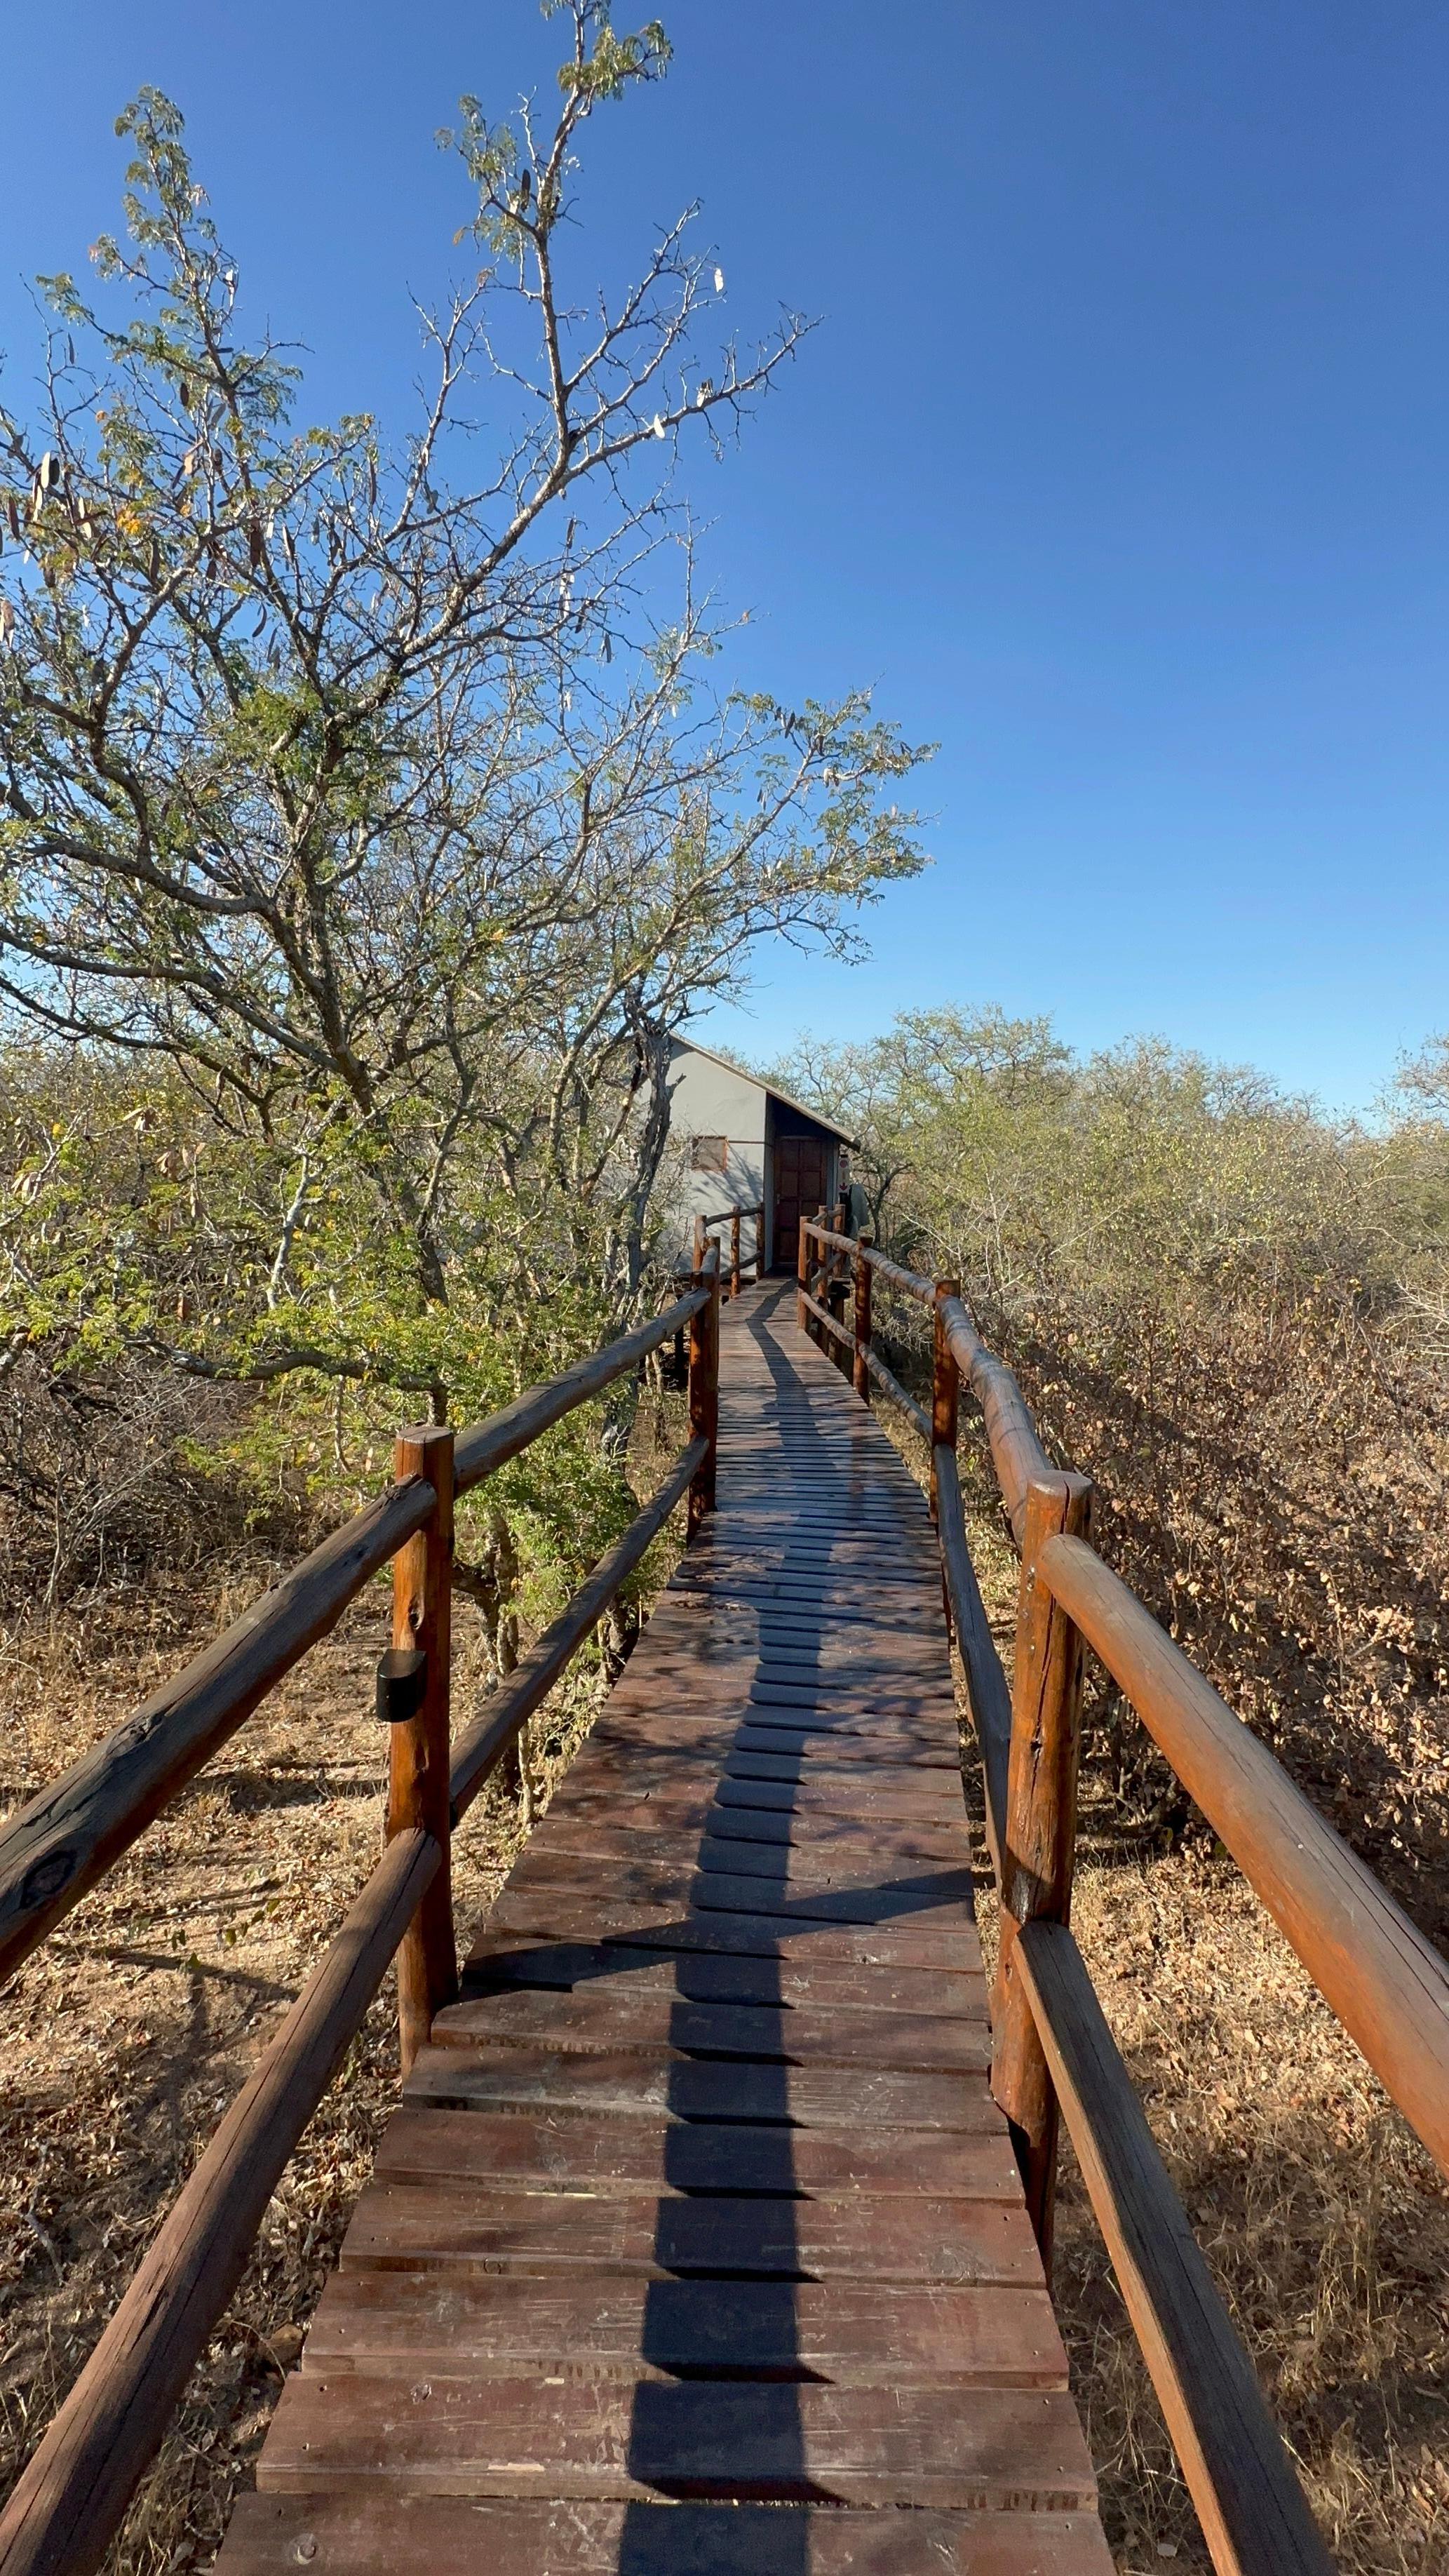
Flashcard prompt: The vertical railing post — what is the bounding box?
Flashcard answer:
[992,1468,1093,2269]
[827,1198,851,1373]
[852,1242,873,1401]
[795,1213,810,1333]
[730,1208,741,1301]
[930,1278,959,1523]
[388,1423,457,2074]
[687,1245,720,1534]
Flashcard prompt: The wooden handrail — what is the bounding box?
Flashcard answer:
[931,1442,1009,1869]
[0,1473,438,1986]
[698,1198,763,1228]
[804,1240,1406,2567]
[797,1284,853,1348]
[453,1284,706,1493]
[802,1221,936,1308]
[938,1292,1053,1548]
[450,1435,708,1820]
[1037,1531,1449,2180]
[0,1825,440,2576]
[695,1204,762,1301]
[863,1344,929,1442]
[797,1231,1050,1543]
[0,1289,708,1990]
[1014,1920,1335,2576]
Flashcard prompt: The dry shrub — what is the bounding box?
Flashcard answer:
[983,1279,1449,1940]
[0,1352,302,1618]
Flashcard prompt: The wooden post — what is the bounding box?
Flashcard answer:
[694,1212,707,1273]
[795,1214,810,1334]
[730,1208,741,1301]
[387,1424,457,2074]
[992,1468,1093,2269]
[852,1242,872,1402]
[687,1249,720,1534]
[930,1279,960,1523]
[825,1198,849,1372]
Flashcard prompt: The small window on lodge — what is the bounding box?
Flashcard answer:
[691,1134,728,1173]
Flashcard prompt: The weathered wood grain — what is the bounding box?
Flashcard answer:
[370,2105,1020,2199]
[253,2373,1098,2509]
[300,2267,1067,2384]
[218,2497,1115,2575]
[340,2178,1042,2284]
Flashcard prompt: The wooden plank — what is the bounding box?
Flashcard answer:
[675,1550,936,1588]
[670,1581,941,1632]
[370,2106,1019,2199]
[535,1795,971,1860]
[523,1818,970,1882]
[603,1700,957,1742]
[254,2374,1099,2509]
[485,1890,977,1969]
[622,1650,950,1688]
[555,1778,966,1830]
[461,1938,984,2019]
[509,1837,972,1907]
[403,2043,999,2133]
[429,1987,988,2069]
[595,1696,959,1739]
[301,2269,1066,2384]
[589,1720,961,1769]
[340,2179,1043,2284]
[220,2495,1117,2575]
[501,1856,974,1932]
[543,1791,967,1842]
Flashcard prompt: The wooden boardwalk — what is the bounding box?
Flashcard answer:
[219,1284,1110,2575]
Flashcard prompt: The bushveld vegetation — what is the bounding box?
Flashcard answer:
[0,0,925,1625]
[3,3,1448,2565]
[0,6,926,2562]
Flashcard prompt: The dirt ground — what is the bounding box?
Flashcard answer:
[2,1401,1447,2574]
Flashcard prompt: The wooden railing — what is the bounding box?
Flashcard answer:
[695,1199,764,1298]
[0,1250,722,2576]
[800,1216,1449,2576]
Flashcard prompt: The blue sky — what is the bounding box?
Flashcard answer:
[2,3,1448,1115]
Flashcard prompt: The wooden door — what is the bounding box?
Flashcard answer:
[772,1136,829,1272]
